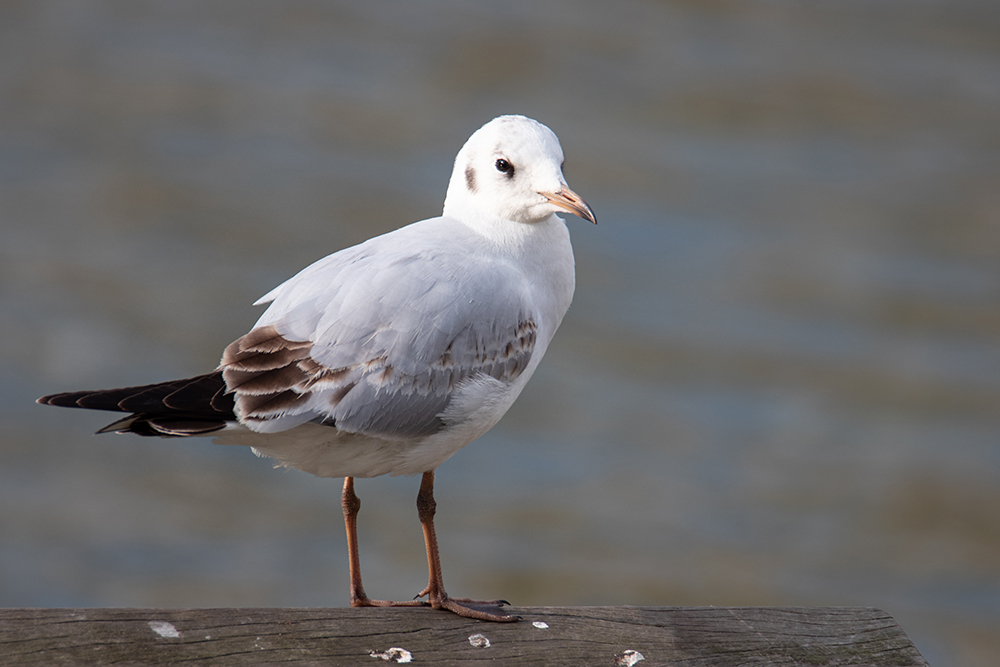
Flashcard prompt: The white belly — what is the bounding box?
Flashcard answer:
[213,372,527,478]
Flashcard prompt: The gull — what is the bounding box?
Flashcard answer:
[38,114,595,622]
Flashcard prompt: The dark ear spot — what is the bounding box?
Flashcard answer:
[465,165,477,193]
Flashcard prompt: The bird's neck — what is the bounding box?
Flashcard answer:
[461,213,576,327]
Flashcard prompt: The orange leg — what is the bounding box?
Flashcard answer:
[340,472,517,622]
[341,476,423,609]
[413,471,518,622]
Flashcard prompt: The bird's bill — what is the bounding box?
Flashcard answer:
[541,187,597,224]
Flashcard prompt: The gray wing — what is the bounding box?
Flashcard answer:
[221,223,538,438]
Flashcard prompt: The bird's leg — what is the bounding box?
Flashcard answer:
[340,474,515,620]
[341,476,424,609]
[413,470,518,622]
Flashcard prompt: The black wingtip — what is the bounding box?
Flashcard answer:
[37,392,79,408]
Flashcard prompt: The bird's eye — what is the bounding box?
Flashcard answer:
[495,158,514,176]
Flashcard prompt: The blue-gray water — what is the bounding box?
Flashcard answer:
[3,2,999,665]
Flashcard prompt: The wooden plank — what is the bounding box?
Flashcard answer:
[0,606,929,666]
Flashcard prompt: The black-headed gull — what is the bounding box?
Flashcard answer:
[39,114,595,622]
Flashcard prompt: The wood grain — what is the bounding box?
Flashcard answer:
[0,606,929,666]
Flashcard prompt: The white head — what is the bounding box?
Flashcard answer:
[443,115,596,226]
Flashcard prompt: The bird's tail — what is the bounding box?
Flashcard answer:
[37,372,236,437]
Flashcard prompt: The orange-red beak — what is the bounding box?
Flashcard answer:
[541,187,597,224]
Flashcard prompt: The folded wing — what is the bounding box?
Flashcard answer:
[224,224,539,438]
[40,218,541,443]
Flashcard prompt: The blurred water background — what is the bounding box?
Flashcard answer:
[2,1,999,664]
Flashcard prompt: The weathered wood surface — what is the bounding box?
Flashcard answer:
[0,606,928,666]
